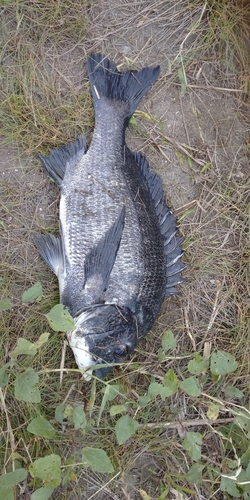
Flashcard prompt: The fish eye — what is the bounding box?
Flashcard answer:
[114,345,128,359]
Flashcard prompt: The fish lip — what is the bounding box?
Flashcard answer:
[67,328,95,376]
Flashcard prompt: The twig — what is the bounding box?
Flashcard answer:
[140,417,234,430]
[205,280,223,338]
[183,306,196,351]
[60,340,67,387]
[158,141,206,167]
[187,83,244,93]
[0,387,16,472]
[87,472,121,500]
[173,2,208,62]
[62,383,76,405]
[174,199,198,217]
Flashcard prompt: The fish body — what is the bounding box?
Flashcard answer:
[33,54,185,379]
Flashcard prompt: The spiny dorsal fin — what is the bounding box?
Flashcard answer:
[132,151,186,296]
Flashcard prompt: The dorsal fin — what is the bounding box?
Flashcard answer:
[132,151,186,296]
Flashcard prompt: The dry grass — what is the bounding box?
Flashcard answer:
[0,0,249,499]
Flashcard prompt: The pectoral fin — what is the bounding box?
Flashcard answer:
[39,135,86,187]
[84,206,125,298]
[33,233,64,278]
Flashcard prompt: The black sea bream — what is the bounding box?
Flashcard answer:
[33,54,185,379]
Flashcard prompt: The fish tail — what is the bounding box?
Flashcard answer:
[87,53,160,118]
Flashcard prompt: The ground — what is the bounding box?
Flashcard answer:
[0,1,249,499]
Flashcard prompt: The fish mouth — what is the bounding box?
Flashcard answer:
[67,325,113,380]
[67,328,95,380]
[67,304,134,379]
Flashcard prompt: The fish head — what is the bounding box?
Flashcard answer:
[67,304,138,379]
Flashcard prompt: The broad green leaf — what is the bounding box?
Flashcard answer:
[162,330,176,352]
[241,445,250,466]
[207,403,220,421]
[0,361,13,387]
[15,368,40,403]
[188,354,209,375]
[148,376,178,399]
[220,475,241,497]
[235,414,250,438]
[163,369,179,396]
[180,376,201,397]
[185,463,205,485]
[11,338,37,359]
[157,348,166,361]
[0,298,12,311]
[237,464,250,483]
[147,382,162,398]
[0,487,13,500]
[110,404,128,416]
[0,469,27,500]
[115,415,139,445]
[97,384,120,425]
[45,304,75,332]
[246,461,250,478]
[35,332,50,348]
[31,487,55,500]
[182,432,202,461]
[138,395,151,407]
[29,454,61,487]
[210,351,238,376]
[224,385,244,399]
[22,282,43,303]
[72,406,87,430]
[27,417,56,439]
[11,333,50,360]
[55,404,66,425]
[81,447,114,473]
[0,469,27,487]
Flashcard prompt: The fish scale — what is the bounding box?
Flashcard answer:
[33,53,186,379]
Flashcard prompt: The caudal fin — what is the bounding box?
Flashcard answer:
[87,53,160,118]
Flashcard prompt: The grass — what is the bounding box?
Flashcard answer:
[0,0,250,499]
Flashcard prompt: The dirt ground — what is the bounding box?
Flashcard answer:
[0,1,249,499]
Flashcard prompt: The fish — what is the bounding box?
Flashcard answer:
[33,53,186,380]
